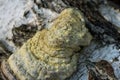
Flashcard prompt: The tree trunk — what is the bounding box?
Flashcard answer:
[0,0,120,80]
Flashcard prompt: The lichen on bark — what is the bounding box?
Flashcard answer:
[1,8,92,80]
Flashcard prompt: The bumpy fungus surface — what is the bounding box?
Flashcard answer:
[1,8,92,80]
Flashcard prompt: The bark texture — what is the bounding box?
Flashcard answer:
[0,0,120,80]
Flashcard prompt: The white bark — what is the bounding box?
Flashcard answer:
[0,0,120,80]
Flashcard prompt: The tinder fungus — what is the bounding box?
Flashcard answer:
[1,8,92,80]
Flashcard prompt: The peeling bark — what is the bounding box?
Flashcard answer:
[0,0,120,80]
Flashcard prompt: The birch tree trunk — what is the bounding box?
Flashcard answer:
[0,0,120,80]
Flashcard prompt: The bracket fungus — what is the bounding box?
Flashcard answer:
[1,8,92,80]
